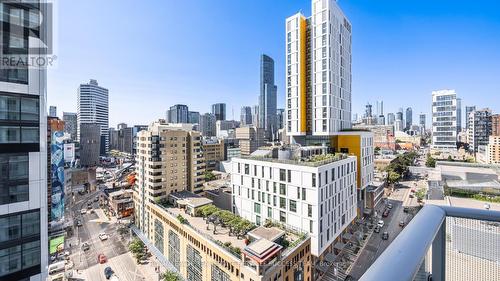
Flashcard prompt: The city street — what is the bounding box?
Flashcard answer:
[349,181,422,279]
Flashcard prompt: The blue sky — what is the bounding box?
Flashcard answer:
[47,0,500,127]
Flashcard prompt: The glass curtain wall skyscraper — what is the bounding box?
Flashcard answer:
[286,0,352,144]
[259,54,277,140]
[0,1,48,280]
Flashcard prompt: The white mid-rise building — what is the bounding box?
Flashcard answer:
[286,0,352,144]
[77,79,109,155]
[431,90,461,150]
[231,153,357,258]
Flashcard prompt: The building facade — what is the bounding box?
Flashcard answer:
[276,108,285,130]
[240,106,253,126]
[405,107,412,131]
[79,123,101,167]
[259,54,278,140]
[0,1,49,279]
[62,112,77,140]
[235,127,265,156]
[212,103,226,121]
[387,113,395,125]
[199,113,216,137]
[465,106,476,130]
[231,155,357,258]
[166,104,189,124]
[77,79,109,155]
[491,114,500,137]
[419,113,426,134]
[286,0,352,143]
[134,121,205,204]
[467,108,492,153]
[202,138,225,172]
[188,111,200,124]
[431,90,460,150]
[486,136,500,164]
[49,105,57,118]
[135,196,311,281]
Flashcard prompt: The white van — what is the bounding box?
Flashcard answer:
[48,261,66,274]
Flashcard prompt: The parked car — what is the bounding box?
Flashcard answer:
[104,266,114,279]
[403,207,409,213]
[387,203,393,209]
[374,226,380,233]
[382,232,389,240]
[81,242,90,251]
[48,261,66,274]
[399,220,406,227]
[76,220,82,227]
[377,220,384,228]
[99,233,109,241]
[382,210,389,217]
[98,254,107,264]
[409,194,414,198]
[80,209,86,215]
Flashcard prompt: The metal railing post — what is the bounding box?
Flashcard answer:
[432,218,446,281]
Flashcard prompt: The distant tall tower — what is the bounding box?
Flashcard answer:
[376,100,384,116]
[405,107,413,131]
[166,104,189,123]
[77,79,109,155]
[286,0,352,144]
[419,113,426,132]
[211,103,226,121]
[365,103,373,118]
[387,113,395,125]
[259,54,277,140]
[240,106,253,126]
[49,105,57,117]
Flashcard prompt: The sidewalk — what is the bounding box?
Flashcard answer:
[130,252,162,281]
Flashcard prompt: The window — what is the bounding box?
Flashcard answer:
[267,207,272,218]
[0,94,39,145]
[254,203,261,214]
[287,170,291,182]
[244,164,249,175]
[280,211,286,223]
[289,200,297,212]
[308,205,312,217]
[309,220,313,233]
[212,264,230,281]
[312,174,316,187]
[280,197,286,209]
[186,245,202,281]
[302,188,307,201]
[168,230,180,271]
[0,154,29,204]
[279,184,286,195]
[279,169,286,181]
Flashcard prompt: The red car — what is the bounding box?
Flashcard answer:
[98,254,107,264]
[382,210,389,217]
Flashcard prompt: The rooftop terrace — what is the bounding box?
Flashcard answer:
[242,152,350,167]
[156,199,307,262]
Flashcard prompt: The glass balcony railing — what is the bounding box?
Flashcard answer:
[359,205,500,281]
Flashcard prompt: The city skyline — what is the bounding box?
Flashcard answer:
[47,0,500,127]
